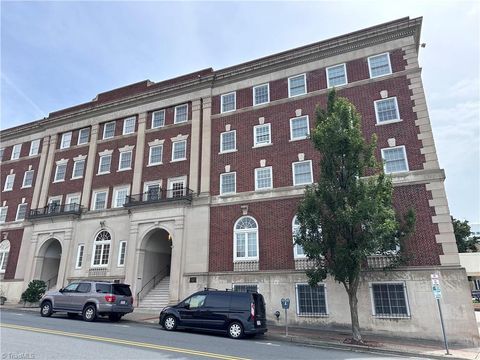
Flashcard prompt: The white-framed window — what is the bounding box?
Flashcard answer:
[370,282,410,318]
[92,190,108,211]
[174,104,188,124]
[98,155,112,174]
[123,117,136,135]
[220,172,236,195]
[152,110,165,128]
[144,182,161,201]
[221,92,236,113]
[0,148,4,161]
[233,284,258,293]
[326,63,348,88]
[3,174,15,191]
[11,144,22,160]
[255,167,273,191]
[66,194,80,211]
[288,74,306,97]
[103,121,116,139]
[381,146,409,174]
[253,124,271,147]
[54,163,67,182]
[234,216,259,261]
[368,53,392,78]
[15,203,28,221]
[220,130,236,153]
[113,186,129,208]
[172,140,187,161]
[148,145,163,165]
[78,128,90,145]
[296,283,328,316]
[75,244,85,269]
[60,132,72,149]
[22,170,34,188]
[48,196,62,213]
[167,176,187,198]
[374,97,401,124]
[292,160,313,186]
[0,240,10,273]
[253,83,269,106]
[292,216,306,258]
[0,207,8,223]
[29,139,41,156]
[118,150,132,171]
[118,241,127,267]
[290,116,310,141]
[72,159,85,179]
[92,230,111,267]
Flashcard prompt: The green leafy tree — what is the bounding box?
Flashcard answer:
[295,90,415,343]
[21,280,47,304]
[452,217,479,253]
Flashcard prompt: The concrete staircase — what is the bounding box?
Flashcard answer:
[137,276,170,312]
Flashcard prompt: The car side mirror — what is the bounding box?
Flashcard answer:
[59,288,64,293]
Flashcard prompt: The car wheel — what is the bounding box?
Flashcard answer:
[108,314,122,322]
[162,315,177,331]
[40,301,53,317]
[228,321,244,339]
[67,312,77,319]
[82,304,97,322]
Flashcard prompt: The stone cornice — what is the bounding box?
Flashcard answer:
[1,17,422,140]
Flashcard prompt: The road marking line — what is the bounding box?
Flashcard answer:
[112,324,130,328]
[11,313,24,316]
[0,323,249,360]
[254,342,280,347]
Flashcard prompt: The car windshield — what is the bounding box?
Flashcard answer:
[113,284,132,296]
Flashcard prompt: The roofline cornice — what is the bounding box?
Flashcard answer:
[0,17,422,140]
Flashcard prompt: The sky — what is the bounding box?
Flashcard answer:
[1,1,479,223]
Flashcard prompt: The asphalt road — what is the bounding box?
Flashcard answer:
[0,309,416,360]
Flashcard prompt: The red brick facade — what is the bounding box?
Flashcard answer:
[0,229,23,279]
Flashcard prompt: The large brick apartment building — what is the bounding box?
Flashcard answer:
[0,17,478,345]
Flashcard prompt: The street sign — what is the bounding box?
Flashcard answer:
[432,285,442,299]
[430,273,449,355]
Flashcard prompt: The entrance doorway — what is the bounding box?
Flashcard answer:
[140,228,172,292]
[38,238,62,289]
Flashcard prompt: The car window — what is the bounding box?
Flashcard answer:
[77,283,91,293]
[186,294,206,309]
[112,284,132,296]
[63,283,79,292]
[96,283,112,294]
[204,293,230,308]
[230,293,250,310]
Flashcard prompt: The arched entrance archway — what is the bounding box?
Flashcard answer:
[139,228,172,292]
[37,239,62,289]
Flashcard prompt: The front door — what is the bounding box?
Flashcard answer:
[178,294,206,328]
[54,283,79,310]
[68,282,91,311]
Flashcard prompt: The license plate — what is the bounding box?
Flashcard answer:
[256,320,261,326]
[120,300,127,305]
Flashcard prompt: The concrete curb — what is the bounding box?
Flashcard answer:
[265,333,467,360]
[0,306,473,360]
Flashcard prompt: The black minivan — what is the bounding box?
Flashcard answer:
[159,289,267,339]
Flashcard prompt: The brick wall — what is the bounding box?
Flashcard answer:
[0,229,24,280]
[209,184,441,272]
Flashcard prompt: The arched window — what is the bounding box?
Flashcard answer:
[234,216,258,261]
[0,240,10,273]
[292,216,306,258]
[92,230,111,266]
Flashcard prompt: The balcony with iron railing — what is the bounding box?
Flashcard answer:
[124,188,194,207]
[27,203,83,220]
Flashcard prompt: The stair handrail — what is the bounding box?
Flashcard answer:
[45,275,57,290]
[136,266,170,305]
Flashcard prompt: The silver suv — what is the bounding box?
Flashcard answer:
[40,281,134,322]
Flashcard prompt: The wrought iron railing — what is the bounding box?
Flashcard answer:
[125,188,193,207]
[27,203,82,219]
[45,275,58,289]
[136,266,170,305]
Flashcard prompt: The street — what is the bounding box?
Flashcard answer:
[0,309,418,360]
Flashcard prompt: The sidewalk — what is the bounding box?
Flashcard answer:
[2,304,479,360]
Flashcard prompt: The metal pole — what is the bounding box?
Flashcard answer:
[436,298,450,355]
[285,308,288,336]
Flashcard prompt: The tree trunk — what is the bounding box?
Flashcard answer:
[347,287,362,342]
